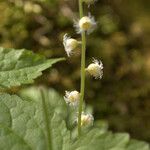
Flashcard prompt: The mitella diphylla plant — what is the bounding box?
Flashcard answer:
[0,1,149,150]
[63,0,103,135]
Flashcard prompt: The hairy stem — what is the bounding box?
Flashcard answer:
[78,0,86,136]
[40,88,52,150]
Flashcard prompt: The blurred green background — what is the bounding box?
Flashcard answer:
[0,0,150,142]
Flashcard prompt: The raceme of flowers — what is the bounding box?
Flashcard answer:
[63,0,103,127]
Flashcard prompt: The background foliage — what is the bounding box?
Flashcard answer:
[0,0,150,142]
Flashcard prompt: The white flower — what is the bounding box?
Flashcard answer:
[63,34,80,57]
[64,90,80,106]
[74,14,97,34]
[86,58,103,79]
[83,0,98,5]
[77,112,94,126]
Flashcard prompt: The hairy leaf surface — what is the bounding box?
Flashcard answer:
[0,47,64,88]
[0,88,149,150]
[0,89,70,150]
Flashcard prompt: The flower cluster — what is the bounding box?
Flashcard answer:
[63,0,103,127]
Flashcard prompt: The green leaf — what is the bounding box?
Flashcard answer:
[71,129,129,150]
[126,140,150,150]
[0,89,70,150]
[0,88,149,150]
[0,124,31,150]
[0,47,65,88]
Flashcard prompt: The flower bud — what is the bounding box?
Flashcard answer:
[63,34,80,57]
[78,113,94,126]
[74,14,96,34]
[64,90,80,106]
[86,58,103,79]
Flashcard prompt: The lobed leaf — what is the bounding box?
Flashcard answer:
[0,88,149,150]
[0,47,65,88]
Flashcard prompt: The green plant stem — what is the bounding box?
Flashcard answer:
[40,88,52,150]
[78,0,86,136]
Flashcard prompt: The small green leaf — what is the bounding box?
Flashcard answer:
[0,47,65,88]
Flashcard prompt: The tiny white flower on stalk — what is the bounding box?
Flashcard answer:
[74,14,97,34]
[64,90,80,106]
[86,58,103,79]
[63,34,80,57]
[77,112,94,126]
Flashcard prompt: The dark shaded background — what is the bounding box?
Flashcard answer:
[0,0,150,142]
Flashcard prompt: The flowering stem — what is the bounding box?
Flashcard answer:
[78,0,86,136]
